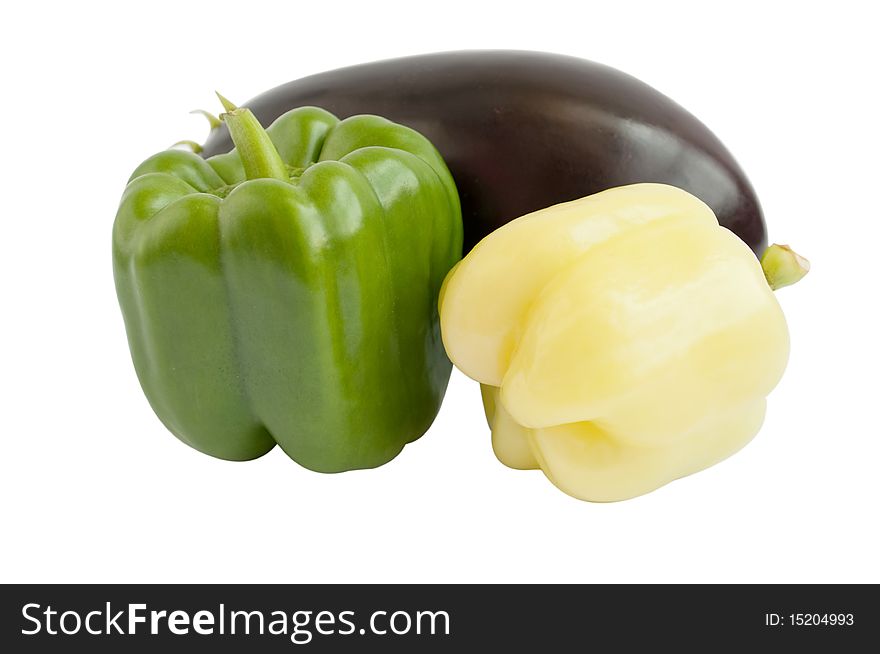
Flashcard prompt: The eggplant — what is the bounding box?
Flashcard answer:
[201,50,766,254]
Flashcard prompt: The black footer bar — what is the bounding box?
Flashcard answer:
[1,583,875,651]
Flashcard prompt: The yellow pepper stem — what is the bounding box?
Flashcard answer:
[761,244,810,290]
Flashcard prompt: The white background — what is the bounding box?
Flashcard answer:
[1,0,877,583]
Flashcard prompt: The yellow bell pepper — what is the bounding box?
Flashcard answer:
[439,184,807,502]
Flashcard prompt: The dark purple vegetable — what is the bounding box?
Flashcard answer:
[201,50,766,254]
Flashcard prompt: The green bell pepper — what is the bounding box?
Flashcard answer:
[113,97,462,471]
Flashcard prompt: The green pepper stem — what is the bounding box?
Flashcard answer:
[761,243,810,290]
[216,92,238,113]
[190,109,222,130]
[216,92,287,181]
[171,140,203,153]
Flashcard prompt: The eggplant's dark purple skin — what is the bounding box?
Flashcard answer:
[202,50,766,255]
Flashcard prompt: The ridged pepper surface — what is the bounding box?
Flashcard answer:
[113,101,462,471]
[440,184,806,501]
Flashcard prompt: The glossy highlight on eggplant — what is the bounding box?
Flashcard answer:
[202,50,767,254]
